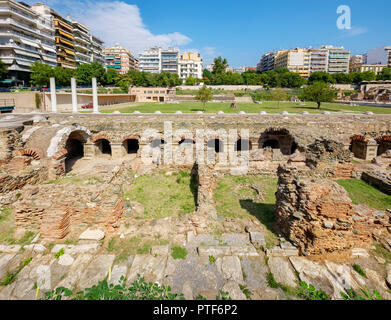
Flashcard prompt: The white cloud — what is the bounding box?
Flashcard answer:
[339,26,368,38]
[26,0,192,54]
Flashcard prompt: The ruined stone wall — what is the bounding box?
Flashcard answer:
[362,171,391,195]
[275,165,391,256]
[0,167,48,194]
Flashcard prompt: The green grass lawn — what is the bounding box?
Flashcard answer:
[95,101,391,114]
[337,179,391,211]
[124,170,197,219]
[214,175,279,248]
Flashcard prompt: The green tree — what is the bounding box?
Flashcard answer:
[332,73,353,84]
[351,71,376,84]
[30,62,54,86]
[212,57,228,75]
[280,72,307,88]
[270,88,288,107]
[377,68,391,81]
[202,69,213,84]
[116,74,131,93]
[300,81,337,109]
[0,58,8,80]
[308,71,336,84]
[53,66,75,86]
[195,85,213,111]
[105,68,118,85]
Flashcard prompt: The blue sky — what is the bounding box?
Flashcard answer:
[26,0,391,67]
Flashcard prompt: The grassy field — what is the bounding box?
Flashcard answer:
[214,175,279,248]
[96,101,391,114]
[337,179,391,211]
[124,170,197,219]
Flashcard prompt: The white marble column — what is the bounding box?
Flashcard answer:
[92,77,99,114]
[71,77,78,113]
[50,77,57,113]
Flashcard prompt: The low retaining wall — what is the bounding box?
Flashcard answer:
[361,171,391,195]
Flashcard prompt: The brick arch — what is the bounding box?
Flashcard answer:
[121,135,140,143]
[52,148,68,161]
[17,149,41,160]
[92,135,112,143]
[350,135,369,143]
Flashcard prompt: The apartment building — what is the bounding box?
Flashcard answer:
[309,48,328,74]
[72,21,90,65]
[160,48,179,74]
[324,46,350,74]
[51,10,76,69]
[0,0,56,83]
[350,64,386,75]
[139,47,161,73]
[365,46,391,67]
[274,48,310,78]
[90,35,104,65]
[257,52,277,72]
[104,44,138,74]
[179,51,203,80]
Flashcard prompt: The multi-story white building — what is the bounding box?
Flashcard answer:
[179,51,203,80]
[139,47,161,73]
[0,0,56,83]
[161,48,179,74]
[309,48,328,74]
[322,45,350,74]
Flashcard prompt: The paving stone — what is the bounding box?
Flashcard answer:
[57,254,93,289]
[23,244,46,253]
[12,279,35,299]
[240,256,268,290]
[78,255,115,290]
[324,262,361,299]
[268,257,298,288]
[249,232,266,247]
[0,282,16,300]
[182,280,193,300]
[58,254,74,267]
[151,245,170,256]
[221,281,246,300]
[79,229,105,241]
[51,244,99,255]
[289,257,334,298]
[163,256,178,278]
[35,265,51,291]
[267,246,299,257]
[110,265,128,285]
[127,254,168,284]
[221,233,249,246]
[198,246,231,257]
[0,245,21,253]
[170,256,225,295]
[0,254,16,279]
[230,246,259,257]
[221,256,243,283]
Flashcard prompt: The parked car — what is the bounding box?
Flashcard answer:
[81,103,93,109]
[0,87,11,92]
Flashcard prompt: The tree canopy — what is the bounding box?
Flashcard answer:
[0,58,8,80]
[300,81,338,109]
[195,85,213,111]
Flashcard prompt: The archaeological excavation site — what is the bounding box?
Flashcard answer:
[0,112,391,301]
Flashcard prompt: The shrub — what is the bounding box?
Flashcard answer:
[171,246,188,260]
[54,248,65,259]
[209,256,216,264]
[296,281,329,300]
[266,272,279,289]
[44,275,185,300]
[341,288,386,300]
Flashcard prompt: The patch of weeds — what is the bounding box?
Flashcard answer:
[1,257,32,286]
[64,238,78,245]
[137,242,153,254]
[374,243,391,263]
[216,290,232,300]
[264,256,269,265]
[196,294,207,300]
[353,264,367,278]
[296,281,329,301]
[47,243,55,251]
[171,246,188,260]
[209,256,216,264]
[44,275,185,300]
[114,253,129,264]
[341,288,387,300]
[54,248,65,259]
[242,271,248,281]
[107,238,116,253]
[17,231,35,246]
[266,272,279,289]
[239,284,252,300]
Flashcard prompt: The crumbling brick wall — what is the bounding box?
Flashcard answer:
[0,167,48,194]
[275,165,391,256]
